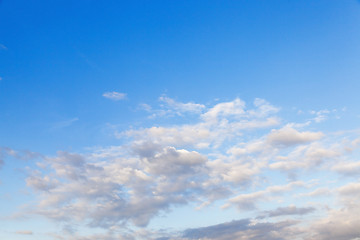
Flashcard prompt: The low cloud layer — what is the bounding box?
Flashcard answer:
[3,97,360,240]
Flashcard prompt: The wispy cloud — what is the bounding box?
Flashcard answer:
[15,230,33,235]
[52,117,79,129]
[0,43,7,50]
[102,91,127,101]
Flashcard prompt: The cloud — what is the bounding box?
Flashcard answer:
[309,205,360,240]
[24,147,209,228]
[269,142,341,171]
[52,117,79,129]
[159,96,205,114]
[102,91,127,101]
[202,98,246,122]
[9,96,360,239]
[332,161,360,176]
[267,126,324,147]
[0,147,40,164]
[143,146,207,175]
[305,182,360,240]
[15,230,33,235]
[182,218,299,240]
[223,181,306,210]
[298,187,331,198]
[125,98,280,149]
[310,109,330,123]
[0,43,7,50]
[264,205,315,217]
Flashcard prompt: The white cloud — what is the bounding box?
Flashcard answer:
[125,98,280,149]
[269,142,341,171]
[267,126,324,147]
[8,96,360,239]
[310,109,330,123]
[159,96,205,114]
[224,181,306,210]
[102,91,127,101]
[298,187,332,198]
[332,161,360,176]
[202,98,246,122]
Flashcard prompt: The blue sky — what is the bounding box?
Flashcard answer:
[1,1,360,239]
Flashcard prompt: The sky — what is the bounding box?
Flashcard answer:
[1,0,360,239]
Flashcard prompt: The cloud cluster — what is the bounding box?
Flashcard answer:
[9,97,360,239]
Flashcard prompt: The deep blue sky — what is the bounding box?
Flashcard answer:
[1,0,360,153]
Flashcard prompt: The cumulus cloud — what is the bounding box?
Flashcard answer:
[9,96,360,239]
[24,147,209,228]
[269,142,341,171]
[126,98,280,149]
[267,126,324,147]
[202,98,246,122]
[103,91,127,101]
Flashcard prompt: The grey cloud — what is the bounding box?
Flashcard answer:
[132,141,162,158]
[145,147,206,175]
[265,205,315,217]
[26,175,59,191]
[310,207,360,240]
[25,147,210,228]
[183,218,298,240]
[0,147,41,170]
[0,147,40,161]
[307,182,360,240]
